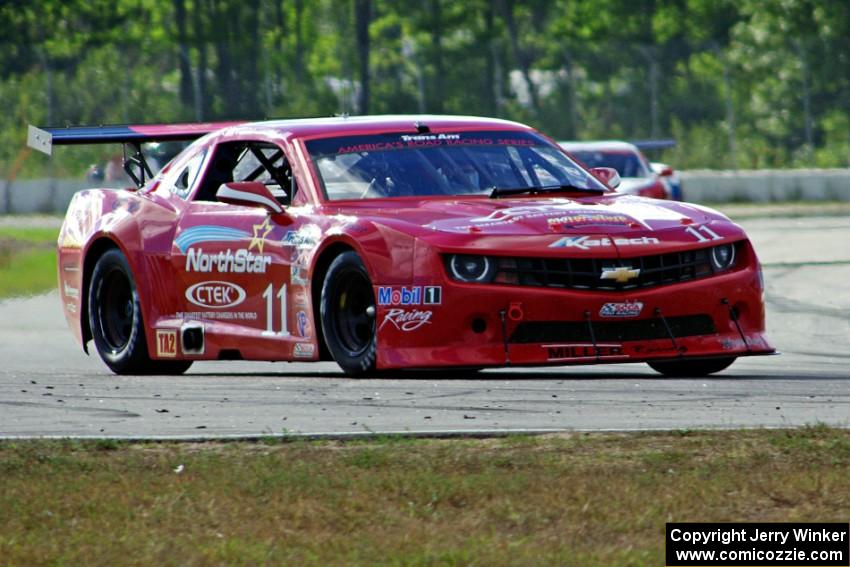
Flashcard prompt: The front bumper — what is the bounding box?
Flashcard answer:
[374,251,773,370]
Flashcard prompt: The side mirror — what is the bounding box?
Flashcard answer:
[216,181,283,214]
[591,167,621,189]
[651,162,674,177]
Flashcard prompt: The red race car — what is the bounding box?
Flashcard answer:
[560,140,673,200]
[28,116,773,377]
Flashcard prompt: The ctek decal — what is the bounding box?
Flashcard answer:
[293,343,315,358]
[177,310,257,321]
[377,286,442,306]
[549,235,660,250]
[175,225,250,253]
[185,248,271,273]
[379,308,433,331]
[185,281,246,309]
[156,329,178,357]
[599,301,644,318]
[545,343,625,361]
[600,266,641,284]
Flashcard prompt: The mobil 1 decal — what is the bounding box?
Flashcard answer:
[377,285,442,306]
[377,285,441,332]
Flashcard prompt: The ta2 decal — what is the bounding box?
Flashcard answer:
[156,329,178,357]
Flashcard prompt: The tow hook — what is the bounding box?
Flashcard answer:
[508,302,524,322]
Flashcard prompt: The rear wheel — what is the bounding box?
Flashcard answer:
[88,248,192,375]
[647,357,736,377]
[320,252,377,375]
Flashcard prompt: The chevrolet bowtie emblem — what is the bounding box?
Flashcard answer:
[600,266,640,283]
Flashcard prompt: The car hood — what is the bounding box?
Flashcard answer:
[331,194,743,256]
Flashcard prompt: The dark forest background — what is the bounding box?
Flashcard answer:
[3,0,849,176]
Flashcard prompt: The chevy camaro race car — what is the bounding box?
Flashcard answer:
[560,140,673,200]
[28,115,774,377]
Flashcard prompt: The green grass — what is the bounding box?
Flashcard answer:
[0,225,58,299]
[0,428,848,566]
[0,226,60,244]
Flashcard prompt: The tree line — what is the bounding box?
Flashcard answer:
[2,0,849,176]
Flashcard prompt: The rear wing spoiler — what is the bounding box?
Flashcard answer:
[27,121,243,187]
[27,121,243,155]
[630,138,676,152]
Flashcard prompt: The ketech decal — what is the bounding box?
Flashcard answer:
[185,281,246,309]
[379,309,433,331]
[377,286,442,306]
[599,301,644,317]
[544,343,626,361]
[549,235,659,249]
[156,329,178,357]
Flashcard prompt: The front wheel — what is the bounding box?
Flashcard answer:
[647,357,736,377]
[88,248,192,375]
[320,252,377,376]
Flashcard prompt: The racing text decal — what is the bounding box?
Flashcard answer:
[380,309,433,331]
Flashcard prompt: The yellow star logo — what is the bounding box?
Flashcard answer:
[249,218,273,254]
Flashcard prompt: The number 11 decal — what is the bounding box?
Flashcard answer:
[685,225,722,242]
[262,283,289,336]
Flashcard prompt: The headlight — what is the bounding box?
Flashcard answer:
[446,255,495,283]
[711,243,735,271]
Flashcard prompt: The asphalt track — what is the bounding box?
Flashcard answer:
[1,214,849,439]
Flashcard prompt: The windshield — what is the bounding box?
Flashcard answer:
[570,150,649,179]
[306,131,606,200]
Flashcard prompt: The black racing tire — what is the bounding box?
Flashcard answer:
[88,248,192,375]
[647,357,736,377]
[320,252,377,376]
